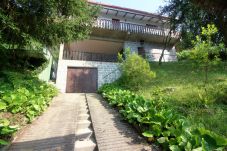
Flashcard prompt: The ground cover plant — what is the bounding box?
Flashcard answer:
[99,84,227,150]
[0,71,58,146]
[99,40,227,150]
[142,62,227,138]
[139,25,227,140]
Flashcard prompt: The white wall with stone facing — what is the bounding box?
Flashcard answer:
[124,41,177,62]
[56,60,120,92]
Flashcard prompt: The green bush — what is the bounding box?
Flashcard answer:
[0,71,58,145]
[119,53,156,91]
[177,50,191,61]
[99,84,227,151]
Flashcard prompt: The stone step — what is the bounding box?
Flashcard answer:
[75,128,93,140]
[74,139,97,151]
[78,114,90,120]
[78,107,88,111]
[79,105,88,109]
[78,109,89,114]
[79,101,87,105]
[77,120,91,129]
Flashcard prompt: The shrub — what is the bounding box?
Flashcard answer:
[177,50,191,61]
[119,53,156,91]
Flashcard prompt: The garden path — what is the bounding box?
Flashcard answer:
[8,93,79,151]
[8,93,156,151]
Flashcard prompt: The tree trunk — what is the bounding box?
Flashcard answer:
[159,29,172,65]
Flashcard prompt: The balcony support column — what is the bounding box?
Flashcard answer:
[59,43,64,60]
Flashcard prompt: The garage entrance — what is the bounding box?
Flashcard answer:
[66,67,98,93]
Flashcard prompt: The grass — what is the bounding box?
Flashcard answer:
[139,61,227,137]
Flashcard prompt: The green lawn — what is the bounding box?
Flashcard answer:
[139,61,227,137]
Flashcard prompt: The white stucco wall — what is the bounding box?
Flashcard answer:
[124,41,177,62]
[38,48,53,82]
[56,60,121,92]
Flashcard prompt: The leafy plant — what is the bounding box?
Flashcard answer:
[0,71,58,145]
[99,83,227,150]
[0,119,18,146]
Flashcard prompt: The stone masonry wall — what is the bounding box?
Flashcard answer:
[56,60,120,92]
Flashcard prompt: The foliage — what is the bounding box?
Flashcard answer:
[190,0,227,46]
[211,82,227,105]
[142,62,227,137]
[0,71,58,145]
[0,119,18,146]
[184,24,224,84]
[0,49,47,71]
[99,84,227,150]
[0,0,97,53]
[118,53,156,91]
[177,50,191,61]
[160,0,226,50]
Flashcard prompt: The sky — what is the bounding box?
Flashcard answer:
[94,0,167,14]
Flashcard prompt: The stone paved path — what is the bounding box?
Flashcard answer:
[8,93,157,151]
[86,93,155,151]
[8,93,82,151]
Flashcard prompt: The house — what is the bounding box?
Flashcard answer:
[56,1,179,93]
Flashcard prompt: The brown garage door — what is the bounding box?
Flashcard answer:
[66,67,98,93]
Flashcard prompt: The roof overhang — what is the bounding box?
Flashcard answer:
[89,1,169,24]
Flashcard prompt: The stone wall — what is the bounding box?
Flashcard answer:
[124,41,177,62]
[56,60,121,92]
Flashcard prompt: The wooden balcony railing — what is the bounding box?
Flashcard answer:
[94,19,179,38]
[63,50,118,62]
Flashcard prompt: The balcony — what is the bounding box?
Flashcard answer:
[93,19,179,41]
[63,50,118,62]
[63,50,177,62]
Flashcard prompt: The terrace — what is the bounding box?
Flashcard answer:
[92,19,179,44]
[94,19,179,38]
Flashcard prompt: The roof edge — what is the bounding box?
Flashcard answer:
[88,1,169,20]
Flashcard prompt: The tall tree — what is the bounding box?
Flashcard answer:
[160,0,227,50]
[191,0,227,45]
[0,0,97,52]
